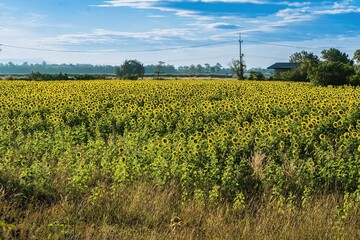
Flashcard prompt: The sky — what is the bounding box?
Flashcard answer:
[0,0,359,68]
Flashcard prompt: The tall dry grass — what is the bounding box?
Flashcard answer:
[1,183,359,239]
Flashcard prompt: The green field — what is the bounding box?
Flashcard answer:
[1,80,360,239]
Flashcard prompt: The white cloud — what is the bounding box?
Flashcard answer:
[94,0,270,21]
[310,0,360,15]
[97,0,269,7]
[276,7,313,21]
[314,7,360,15]
[39,27,201,46]
[147,14,166,18]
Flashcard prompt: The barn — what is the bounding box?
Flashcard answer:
[267,62,300,74]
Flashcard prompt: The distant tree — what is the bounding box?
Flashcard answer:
[164,64,177,74]
[154,61,165,79]
[321,48,352,64]
[180,66,190,73]
[353,49,360,65]
[188,65,197,74]
[116,59,144,80]
[230,59,246,80]
[214,63,222,72]
[289,50,320,63]
[195,64,204,74]
[204,63,211,73]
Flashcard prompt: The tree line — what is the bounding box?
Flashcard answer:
[0,61,233,76]
[0,62,115,75]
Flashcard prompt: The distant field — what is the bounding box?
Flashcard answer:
[1,80,359,239]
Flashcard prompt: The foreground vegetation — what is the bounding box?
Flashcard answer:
[1,80,360,239]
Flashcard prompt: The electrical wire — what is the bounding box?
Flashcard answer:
[0,40,234,54]
[244,40,326,50]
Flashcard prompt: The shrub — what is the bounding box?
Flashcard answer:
[73,74,97,80]
[275,61,316,82]
[29,72,69,81]
[248,71,265,80]
[124,74,140,80]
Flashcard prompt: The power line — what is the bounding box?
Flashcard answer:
[0,43,87,53]
[0,40,234,54]
[244,40,326,50]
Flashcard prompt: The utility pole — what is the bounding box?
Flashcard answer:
[239,33,244,79]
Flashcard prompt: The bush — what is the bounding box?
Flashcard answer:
[29,72,69,81]
[274,62,316,82]
[309,62,355,86]
[73,74,97,80]
[248,71,265,80]
[279,68,306,82]
[124,74,139,80]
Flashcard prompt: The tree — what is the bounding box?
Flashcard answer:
[116,59,144,80]
[230,59,246,80]
[349,70,360,86]
[214,63,222,72]
[196,64,204,74]
[309,62,355,86]
[321,48,352,64]
[353,49,360,65]
[188,65,197,74]
[289,50,320,63]
[154,61,165,79]
[204,63,211,73]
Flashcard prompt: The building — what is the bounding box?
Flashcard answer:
[267,62,300,74]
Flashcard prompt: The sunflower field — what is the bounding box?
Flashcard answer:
[1,80,360,203]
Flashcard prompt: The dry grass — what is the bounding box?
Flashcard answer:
[1,183,360,240]
[250,151,266,180]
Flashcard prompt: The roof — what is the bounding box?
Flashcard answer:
[267,62,300,69]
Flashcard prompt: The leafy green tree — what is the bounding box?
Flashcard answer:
[349,70,360,86]
[309,62,355,86]
[321,48,352,64]
[289,50,320,63]
[353,49,360,65]
[116,59,144,80]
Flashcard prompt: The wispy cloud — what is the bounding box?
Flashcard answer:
[95,0,211,20]
[95,0,281,20]
[40,27,201,46]
[276,7,313,21]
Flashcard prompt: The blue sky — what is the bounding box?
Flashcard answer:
[0,0,359,68]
